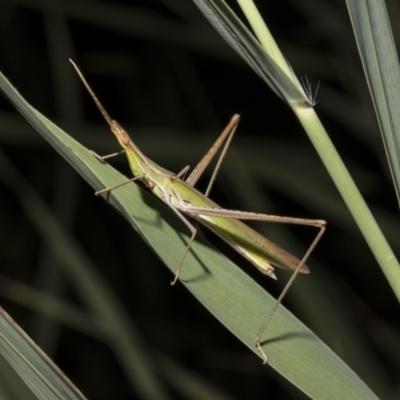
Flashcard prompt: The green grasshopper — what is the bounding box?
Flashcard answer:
[70,60,326,363]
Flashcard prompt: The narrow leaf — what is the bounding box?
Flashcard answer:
[345,0,400,205]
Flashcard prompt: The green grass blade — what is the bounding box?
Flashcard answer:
[345,0,400,204]
[0,308,86,400]
[191,0,307,104]
[192,0,400,304]
[0,68,378,398]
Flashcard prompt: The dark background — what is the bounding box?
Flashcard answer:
[0,0,399,399]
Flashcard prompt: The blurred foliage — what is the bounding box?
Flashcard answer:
[0,0,399,399]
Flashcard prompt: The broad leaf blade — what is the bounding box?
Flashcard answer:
[0,69,377,398]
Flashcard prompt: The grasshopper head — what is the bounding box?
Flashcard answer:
[111,120,130,148]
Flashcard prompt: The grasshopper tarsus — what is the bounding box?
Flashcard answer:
[255,342,268,364]
[91,150,106,162]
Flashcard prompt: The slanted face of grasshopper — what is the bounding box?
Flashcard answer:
[70,59,326,363]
